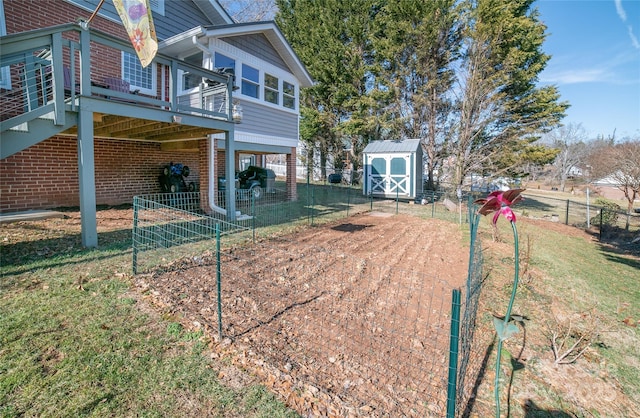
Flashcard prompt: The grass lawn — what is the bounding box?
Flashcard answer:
[0,219,298,417]
[473,215,640,417]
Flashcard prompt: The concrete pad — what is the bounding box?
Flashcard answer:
[0,210,66,224]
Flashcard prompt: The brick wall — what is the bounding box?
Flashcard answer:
[4,0,127,37]
[0,136,200,212]
[3,0,165,98]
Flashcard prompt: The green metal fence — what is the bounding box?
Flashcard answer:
[131,184,484,416]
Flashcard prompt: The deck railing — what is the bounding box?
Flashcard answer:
[0,23,234,132]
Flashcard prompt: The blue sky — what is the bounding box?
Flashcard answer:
[535,0,640,140]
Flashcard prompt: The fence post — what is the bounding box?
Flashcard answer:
[447,288,462,418]
[251,193,256,243]
[370,191,373,211]
[216,224,223,340]
[346,185,351,218]
[396,186,399,214]
[565,199,570,225]
[311,187,315,226]
[432,191,435,218]
[599,208,604,241]
[132,196,139,275]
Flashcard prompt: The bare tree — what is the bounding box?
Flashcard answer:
[218,0,276,22]
[546,123,589,191]
[592,140,640,229]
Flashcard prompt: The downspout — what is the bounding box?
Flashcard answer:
[207,136,227,215]
[193,35,225,216]
[192,35,210,57]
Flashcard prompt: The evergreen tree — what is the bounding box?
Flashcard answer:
[450,0,568,186]
[276,0,384,174]
[372,0,460,190]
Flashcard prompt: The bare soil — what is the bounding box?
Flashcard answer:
[135,212,470,417]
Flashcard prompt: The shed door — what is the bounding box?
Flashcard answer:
[367,154,411,195]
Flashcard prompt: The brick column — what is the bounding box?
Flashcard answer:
[287,148,297,201]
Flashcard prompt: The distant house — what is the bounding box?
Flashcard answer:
[0,0,312,246]
[592,173,637,202]
[363,139,423,199]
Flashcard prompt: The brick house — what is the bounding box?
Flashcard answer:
[0,0,312,246]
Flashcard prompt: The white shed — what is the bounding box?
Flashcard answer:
[363,139,423,199]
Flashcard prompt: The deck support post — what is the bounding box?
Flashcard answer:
[224,128,236,221]
[77,106,98,247]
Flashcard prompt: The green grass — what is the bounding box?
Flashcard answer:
[481,218,640,415]
[0,234,298,417]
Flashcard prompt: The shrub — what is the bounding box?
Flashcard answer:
[591,198,621,227]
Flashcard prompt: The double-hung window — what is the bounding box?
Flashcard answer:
[264,73,279,105]
[241,64,259,98]
[283,81,295,109]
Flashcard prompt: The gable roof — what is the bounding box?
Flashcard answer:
[363,139,422,154]
[159,21,314,87]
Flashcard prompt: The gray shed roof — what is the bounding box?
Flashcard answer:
[363,139,421,154]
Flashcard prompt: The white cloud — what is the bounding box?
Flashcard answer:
[540,68,608,84]
[628,26,640,49]
[615,0,626,21]
[614,0,640,49]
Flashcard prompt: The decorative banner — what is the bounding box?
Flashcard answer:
[113,0,158,68]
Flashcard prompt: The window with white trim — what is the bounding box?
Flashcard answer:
[181,52,203,91]
[214,53,235,72]
[122,51,155,95]
[241,64,259,98]
[0,0,10,90]
[264,73,279,105]
[283,81,295,109]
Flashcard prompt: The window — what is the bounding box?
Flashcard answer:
[122,51,155,94]
[182,52,203,91]
[0,0,10,90]
[241,64,259,98]
[214,52,236,86]
[214,53,235,72]
[264,73,279,105]
[283,81,295,109]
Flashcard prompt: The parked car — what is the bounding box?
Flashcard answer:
[159,162,196,193]
[218,166,276,200]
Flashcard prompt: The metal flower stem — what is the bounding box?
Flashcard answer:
[495,220,519,418]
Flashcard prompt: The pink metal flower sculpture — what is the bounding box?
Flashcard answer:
[474,188,525,418]
[474,188,525,224]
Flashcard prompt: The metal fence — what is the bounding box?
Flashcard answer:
[516,193,640,242]
[131,184,485,416]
